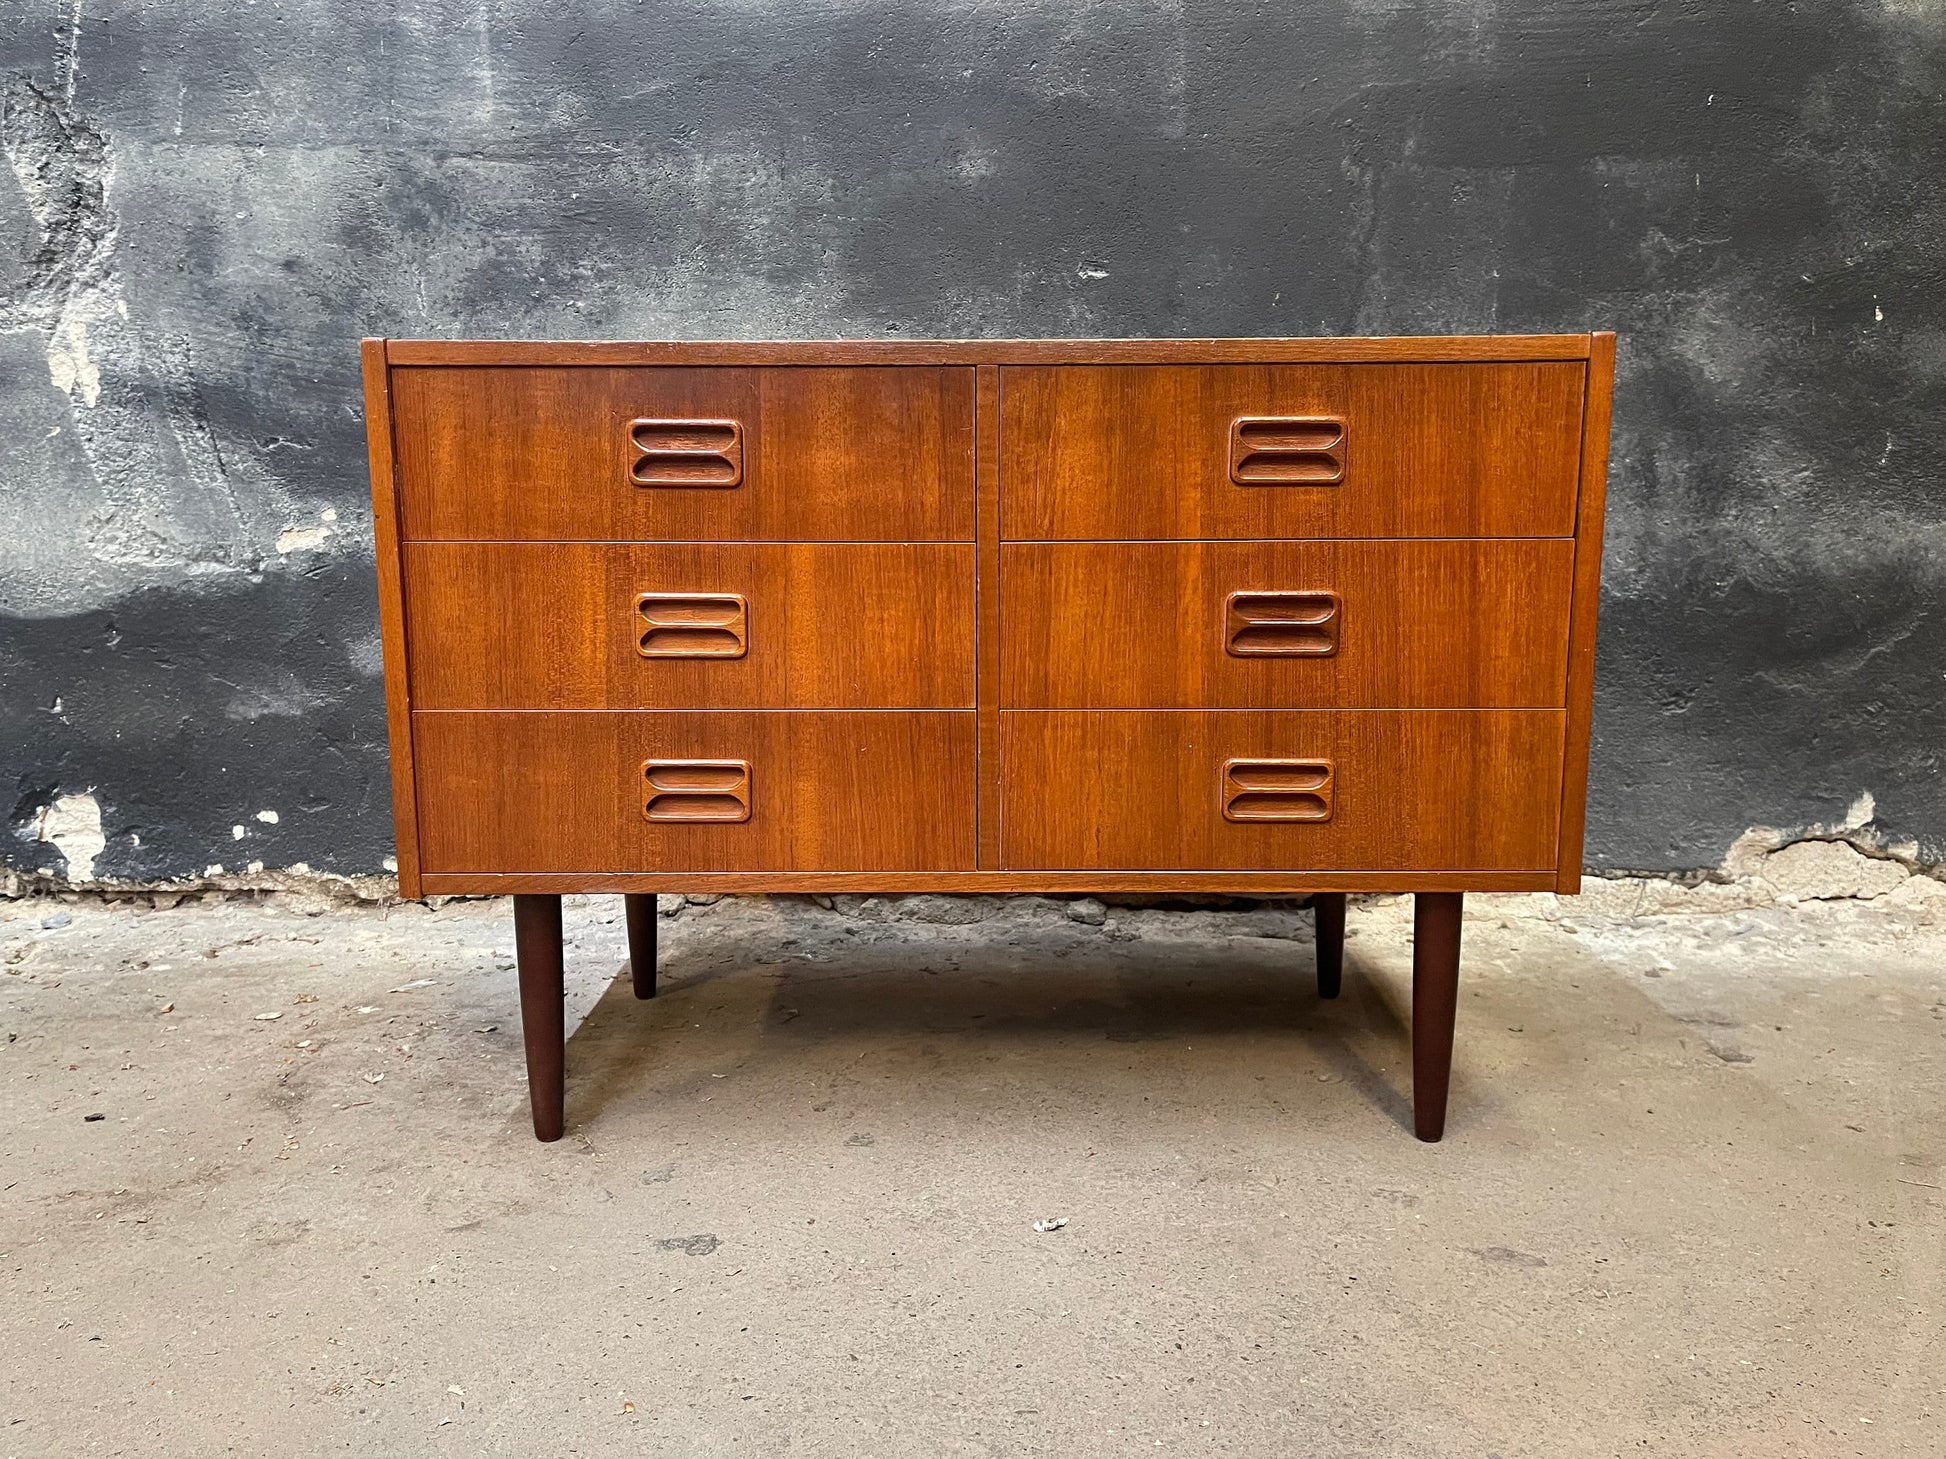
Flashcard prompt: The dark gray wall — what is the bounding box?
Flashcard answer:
[3,1,1943,883]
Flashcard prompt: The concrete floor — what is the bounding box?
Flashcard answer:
[2,886,1942,1458]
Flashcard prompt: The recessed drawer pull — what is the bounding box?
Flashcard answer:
[1221,759,1334,823]
[1225,590,1341,657]
[643,759,751,822]
[636,592,748,659]
[629,418,744,487]
[1229,416,1346,485]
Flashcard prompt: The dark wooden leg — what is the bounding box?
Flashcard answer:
[1412,891,1464,1142]
[1313,892,1346,999]
[624,893,658,999]
[513,894,566,1143]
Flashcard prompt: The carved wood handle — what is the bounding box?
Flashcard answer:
[1229,416,1346,485]
[636,593,748,659]
[1224,590,1341,657]
[1221,759,1334,823]
[643,760,751,822]
[629,418,744,487]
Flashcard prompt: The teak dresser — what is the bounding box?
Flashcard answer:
[362,334,1614,1143]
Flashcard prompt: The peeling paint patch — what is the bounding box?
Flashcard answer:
[35,792,106,882]
[1757,838,1912,902]
[255,809,279,824]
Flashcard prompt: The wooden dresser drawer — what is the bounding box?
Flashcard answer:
[391,366,975,541]
[413,711,976,872]
[1001,363,1584,539]
[1002,540,1574,708]
[1000,710,1563,870]
[404,542,974,709]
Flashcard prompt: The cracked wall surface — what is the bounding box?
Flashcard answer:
[1,1,1944,885]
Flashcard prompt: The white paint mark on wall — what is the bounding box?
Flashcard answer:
[255,808,280,824]
[347,634,385,678]
[1077,263,1110,280]
[1845,791,1875,829]
[223,669,337,722]
[47,314,102,406]
[948,141,998,181]
[276,524,330,554]
[59,0,84,106]
[232,824,247,840]
[36,791,106,882]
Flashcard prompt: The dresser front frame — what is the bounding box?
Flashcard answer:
[363,334,1612,903]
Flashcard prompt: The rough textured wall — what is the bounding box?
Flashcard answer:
[2,0,1943,884]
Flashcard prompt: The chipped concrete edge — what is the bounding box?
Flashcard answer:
[3,823,1942,919]
[0,863,402,912]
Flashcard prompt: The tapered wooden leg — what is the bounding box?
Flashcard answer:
[1412,892,1464,1142]
[624,893,658,1000]
[513,894,566,1143]
[1313,892,1346,999]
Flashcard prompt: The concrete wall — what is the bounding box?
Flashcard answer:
[3,1,1943,886]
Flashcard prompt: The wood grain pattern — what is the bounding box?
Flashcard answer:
[391,366,975,541]
[386,337,1595,367]
[1001,363,1585,540]
[360,339,423,898]
[419,870,1559,894]
[1000,711,1563,871]
[412,711,976,873]
[403,542,974,709]
[1001,540,1575,708]
[975,364,1003,868]
[1555,335,1617,892]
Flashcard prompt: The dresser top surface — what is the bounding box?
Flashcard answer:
[376,334,1605,367]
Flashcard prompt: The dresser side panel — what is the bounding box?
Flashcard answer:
[1556,332,1617,892]
[362,340,423,897]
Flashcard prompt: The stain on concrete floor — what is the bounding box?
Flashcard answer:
[2,891,1941,1456]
